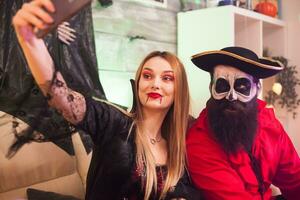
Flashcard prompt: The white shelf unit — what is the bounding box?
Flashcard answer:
[177,5,286,116]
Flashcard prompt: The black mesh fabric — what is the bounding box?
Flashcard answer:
[0,1,106,157]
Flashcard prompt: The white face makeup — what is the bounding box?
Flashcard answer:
[211,65,258,102]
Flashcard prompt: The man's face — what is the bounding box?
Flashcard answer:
[207,65,259,153]
[211,65,258,102]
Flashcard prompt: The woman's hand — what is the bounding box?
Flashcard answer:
[12,0,55,42]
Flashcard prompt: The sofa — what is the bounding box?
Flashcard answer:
[0,111,283,200]
[0,112,92,200]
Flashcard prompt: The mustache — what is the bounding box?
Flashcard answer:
[209,99,248,115]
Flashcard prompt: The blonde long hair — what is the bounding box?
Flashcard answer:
[133,51,190,199]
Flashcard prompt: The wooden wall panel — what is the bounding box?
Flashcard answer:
[93,0,181,12]
[92,0,177,43]
[99,70,135,108]
[92,0,179,106]
[94,31,176,72]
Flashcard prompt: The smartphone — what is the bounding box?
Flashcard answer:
[35,0,91,38]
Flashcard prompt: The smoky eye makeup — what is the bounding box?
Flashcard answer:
[161,72,174,81]
[234,77,252,96]
[141,69,153,79]
[215,78,230,93]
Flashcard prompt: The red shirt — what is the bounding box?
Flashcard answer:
[187,100,300,200]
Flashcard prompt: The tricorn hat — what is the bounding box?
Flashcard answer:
[191,46,284,79]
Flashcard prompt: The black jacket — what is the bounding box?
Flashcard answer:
[76,97,203,200]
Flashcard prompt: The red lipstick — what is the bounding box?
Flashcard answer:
[147,92,162,99]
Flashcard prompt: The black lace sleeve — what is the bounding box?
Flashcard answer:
[75,97,133,145]
[43,71,86,125]
[44,70,132,145]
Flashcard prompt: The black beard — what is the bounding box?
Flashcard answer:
[207,97,258,154]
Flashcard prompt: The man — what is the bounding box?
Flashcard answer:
[186,46,300,200]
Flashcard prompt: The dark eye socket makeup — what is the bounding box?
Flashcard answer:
[215,77,252,96]
[234,78,251,96]
[215,78,230,93]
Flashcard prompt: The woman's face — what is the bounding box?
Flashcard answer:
[138,56,175,112]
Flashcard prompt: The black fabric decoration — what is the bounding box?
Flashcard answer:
[129,79,136,113]
[98,0,113,7]
[27,188,81,200]
[0,1,106,157]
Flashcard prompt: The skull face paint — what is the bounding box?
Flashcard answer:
[211,65,258,102]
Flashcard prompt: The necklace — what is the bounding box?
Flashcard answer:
[149,135,162,145]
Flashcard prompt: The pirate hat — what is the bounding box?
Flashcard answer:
[191,46,284,79]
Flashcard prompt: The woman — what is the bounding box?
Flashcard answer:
[12,0,202,199]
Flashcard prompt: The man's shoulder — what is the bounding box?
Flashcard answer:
[186,109,216,145]
[258,105,281,129]
[257,104,287,143]
[189,108,208,127]
[257,99,278,120]
[186,114,225,160]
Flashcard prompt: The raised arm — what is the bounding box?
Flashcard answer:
[12,0,86,124]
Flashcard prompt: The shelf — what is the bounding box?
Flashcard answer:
[231,6,285,27]
[179,5,285,26]
[178,5,286,116]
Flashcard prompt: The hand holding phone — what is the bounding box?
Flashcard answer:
[35,0,91,38]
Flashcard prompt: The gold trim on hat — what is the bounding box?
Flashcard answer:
[191,50,284,70]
